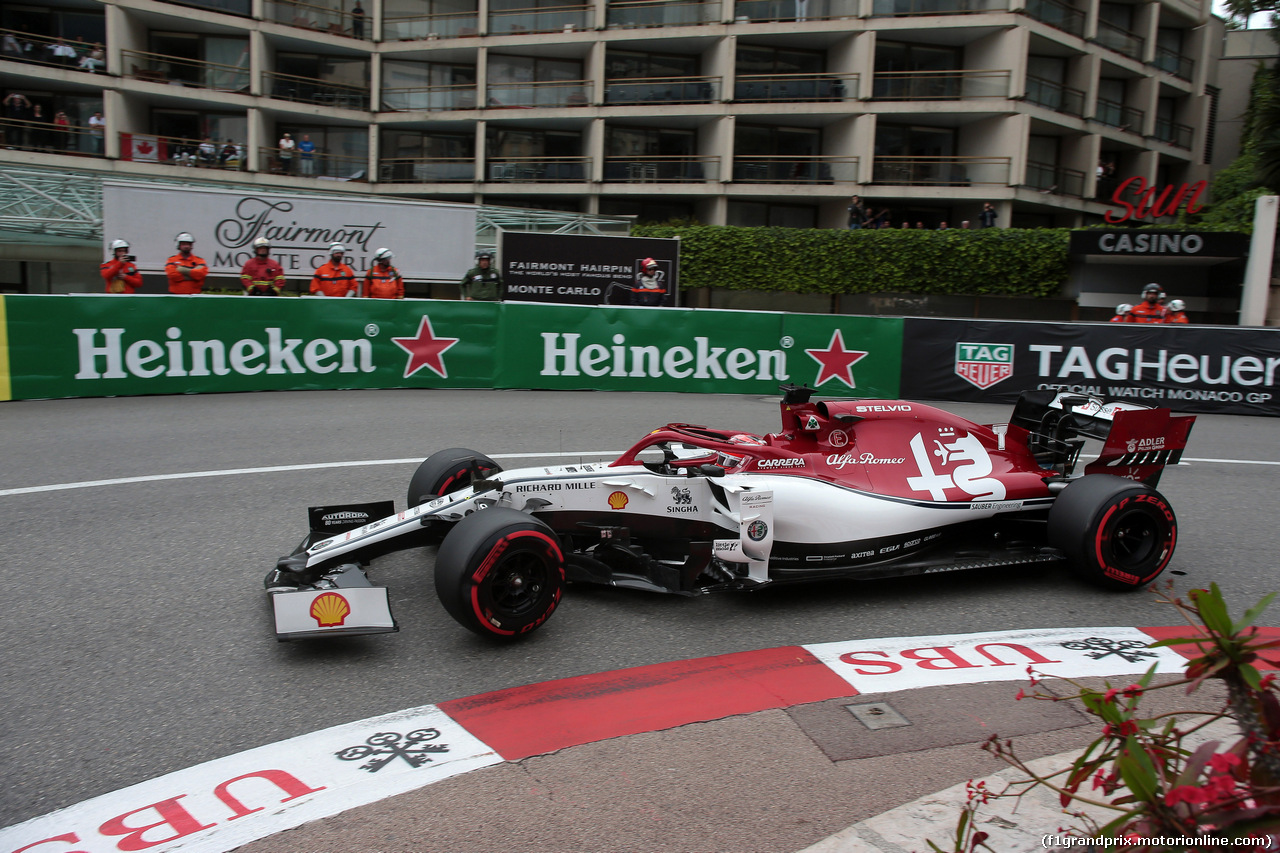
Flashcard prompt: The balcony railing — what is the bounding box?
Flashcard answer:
[1023,0,1084,36]
[1025,161,1086,197]
[1152,46,1193,80]
[1,28,105,72]
[1094,20,1144,61]
[261,145,366,179]
[607,0,719,28]
[264,71,369,110]
[734,0,860,22]
[382,83,478,111]
[380,158,476,183]
[120,133,247,170]
[732,155,858,183]
[604,76,720,105]
[122,49,249,92]
[487,157,591,182]
[487,80,591,108]
[870,0,1007,17]
[263,0,371,38]
[1093,98,1144,133]
[1025,75,1085,117]
[603,156,720,182]
[871,70,1009,100]
[734,72,858,102]
[1151,118,1193,149]
[489,4,593,35]
[382,11,480,40]
[0,117,104,156]
[871,156,1010,186]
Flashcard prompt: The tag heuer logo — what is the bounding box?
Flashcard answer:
[955,342,1014,390]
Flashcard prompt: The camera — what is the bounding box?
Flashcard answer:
[125,255,137,262]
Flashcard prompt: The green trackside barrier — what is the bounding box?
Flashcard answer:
[0,295,904,402]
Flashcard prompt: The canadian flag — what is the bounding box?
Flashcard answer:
[121,132,163,162]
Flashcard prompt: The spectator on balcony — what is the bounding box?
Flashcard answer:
[78,43,105,73]
[47,37,78,67]
[278,132,295,173]
[219,138,238,168]
[2,34,24,61]
[198,137,217,166]
[88,110,104,154]
[29,103,51,151]
[351,1,365,38]
[979,202,997,228]
[3,92,32,148]
[846,195,867,230]
[53,110,70,150]
[298,134,316,175]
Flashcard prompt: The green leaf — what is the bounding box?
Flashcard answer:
[1242,592,1277,628]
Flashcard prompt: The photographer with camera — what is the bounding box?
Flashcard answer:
[100,239,143,294]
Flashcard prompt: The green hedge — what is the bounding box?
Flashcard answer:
[632,225,1071,298]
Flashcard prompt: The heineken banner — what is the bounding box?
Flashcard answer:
[0,296,902,401]
[500,232,680,306]
[901,318,1280,417]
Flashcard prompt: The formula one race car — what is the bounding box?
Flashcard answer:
[265,387,1195,641]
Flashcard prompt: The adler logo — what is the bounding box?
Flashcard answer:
[1126,437,1166,452]
[755,458,806,469]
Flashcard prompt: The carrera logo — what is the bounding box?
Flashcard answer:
[1126,437,1166,452]
[955,342,1014,390]
[756,458,806,469]
[321,511,371,525]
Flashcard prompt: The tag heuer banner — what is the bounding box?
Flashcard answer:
[499,232,680,306]
[0,296,901,401]
[901,318,1280,417]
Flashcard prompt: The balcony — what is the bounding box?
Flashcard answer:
[382,11,479,40]
[606,0,719,28]
[1152,46,1193,80]
[871,70,1009,100]
[1,116,105,157]
[603,156,720,182]
[487,80,591,108]
[869,0,1007,17]
[264,71,370,110]
[1023,0,1084,37]
[1025,161,1085,197]
[380,158,476,182]
[604,76,720,105]
[122,49,249,92]
[1093,98,1144,134]
[263,0,370,38]
[489,4,593,35]
[1,29,105,73]
[1151,118,1193,149]
[1024,75,1085,117]
[733,72,858,102]
[120,133,246,170]
[732,155,857,183]
[487,157,590,182]
[734,0,860,22]
[1094,21,1144,61]
[871,156,1010,185]
[383,83,478,111]
[261,145,366,179]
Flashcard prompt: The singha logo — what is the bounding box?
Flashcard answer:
[671,487,693,505]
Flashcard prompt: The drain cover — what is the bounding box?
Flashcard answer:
[845,701,911,730]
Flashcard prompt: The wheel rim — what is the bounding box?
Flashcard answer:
[481,550,550,619]
[1104,506,1165,571]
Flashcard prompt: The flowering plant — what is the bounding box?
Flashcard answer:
[930,583,1280,851]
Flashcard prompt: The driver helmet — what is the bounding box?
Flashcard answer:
[1115,303,1133,315]
[641,257,658,270]
[252,237,271,251]
[373,247,393,263]
[328,242,346,256]
[728,433,766,446]
[1167,299,1186,312]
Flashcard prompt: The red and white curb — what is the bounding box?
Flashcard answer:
[1,626,1252,853]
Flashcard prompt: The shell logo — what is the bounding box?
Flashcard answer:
[607,491,629,510]
[310,592,351,627]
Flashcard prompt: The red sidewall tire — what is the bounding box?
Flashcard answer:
[435,508,565,639]
[1048,475,1177,591]
[408,448,501,508]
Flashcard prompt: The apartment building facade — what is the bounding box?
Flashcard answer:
[0,0,1225,231]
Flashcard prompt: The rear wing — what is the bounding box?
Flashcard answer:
[1009,390,1195,486]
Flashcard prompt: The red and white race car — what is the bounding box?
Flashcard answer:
[265,386,1195,641]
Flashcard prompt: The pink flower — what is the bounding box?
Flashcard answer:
[1166,785,1208,806]
[1208,753,1242,775]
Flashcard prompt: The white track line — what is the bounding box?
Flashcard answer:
[1,452,1275,499]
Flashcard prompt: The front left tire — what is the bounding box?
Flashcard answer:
[408,447,501,508]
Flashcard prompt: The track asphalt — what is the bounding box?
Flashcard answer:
[3,625,1256,853]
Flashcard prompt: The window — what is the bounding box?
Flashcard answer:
[736,45,824,75]
[874,124,955,157]
[606,50,698,79]
[873,41,959,73]
[606,126,695,157]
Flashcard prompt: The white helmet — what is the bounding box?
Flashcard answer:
[328,242,346,255]
[253,237,271,250]
[1116,303,1133,314]
[373,248,393,262]
[1168,299,1186,312]
[175,232,194,245]
[110,239,129,251]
